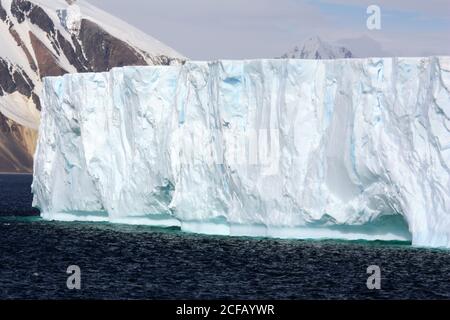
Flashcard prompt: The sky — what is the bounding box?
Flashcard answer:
[87,0,450,60]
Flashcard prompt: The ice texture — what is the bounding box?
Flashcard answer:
[32,58,450,248]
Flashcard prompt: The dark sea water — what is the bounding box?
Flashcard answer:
[0,174,450,300]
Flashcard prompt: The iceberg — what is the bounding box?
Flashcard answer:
[32,58,450,248]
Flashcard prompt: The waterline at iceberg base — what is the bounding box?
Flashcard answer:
[32,58,450,248]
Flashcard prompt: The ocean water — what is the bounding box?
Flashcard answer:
[0,174,449,300]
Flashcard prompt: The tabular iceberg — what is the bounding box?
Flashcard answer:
[32,57,450,248]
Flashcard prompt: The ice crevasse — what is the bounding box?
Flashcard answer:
[32,57,450,248]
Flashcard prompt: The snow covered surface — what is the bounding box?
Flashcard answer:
[33,57,450,248]
[0,91,40,129]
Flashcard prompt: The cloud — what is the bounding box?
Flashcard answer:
[336,35,391,57]
[315,0,450,19]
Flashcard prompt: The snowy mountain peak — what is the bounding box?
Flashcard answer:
[281,36,354,59]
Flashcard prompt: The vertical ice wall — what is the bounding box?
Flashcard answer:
[32,66,181,226]
[33,58,450,248]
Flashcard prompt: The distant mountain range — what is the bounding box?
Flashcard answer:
[0,0,185,173]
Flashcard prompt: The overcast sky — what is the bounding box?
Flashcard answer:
[87,0,450,60]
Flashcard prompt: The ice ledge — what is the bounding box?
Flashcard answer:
[40,212,411,243]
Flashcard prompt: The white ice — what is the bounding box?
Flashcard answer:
[32,57,450,248]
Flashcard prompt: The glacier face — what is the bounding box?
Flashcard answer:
[32,57,450,248]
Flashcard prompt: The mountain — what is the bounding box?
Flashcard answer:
[281,36,354,59]
[0,0,185,172]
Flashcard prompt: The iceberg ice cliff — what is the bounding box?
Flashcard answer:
[32,57,450,248]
